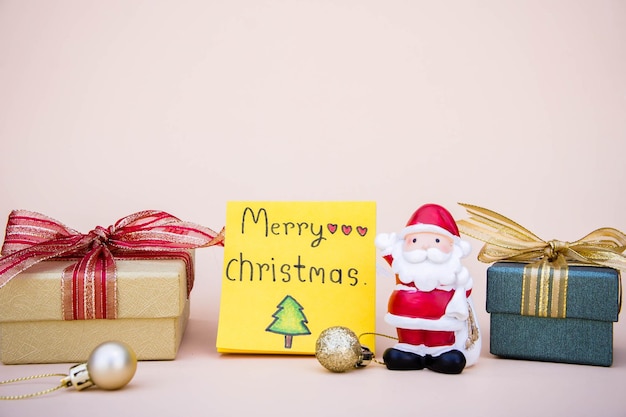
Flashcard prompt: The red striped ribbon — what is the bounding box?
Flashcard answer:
[0,210,224,320]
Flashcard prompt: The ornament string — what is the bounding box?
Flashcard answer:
[0,373,68,400]
[358,332,398,366]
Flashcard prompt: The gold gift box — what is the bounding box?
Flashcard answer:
[0,256,191,364]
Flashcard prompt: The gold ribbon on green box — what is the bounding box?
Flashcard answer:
[457,203,626,318]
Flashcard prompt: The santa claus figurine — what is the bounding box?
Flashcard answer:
[375,204,481,374]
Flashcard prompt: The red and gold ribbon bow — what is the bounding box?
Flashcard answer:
[457,203,626,317]
[0,210,224,320]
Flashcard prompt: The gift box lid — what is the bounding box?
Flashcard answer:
[486,262,620,322]
[0,258,188,322]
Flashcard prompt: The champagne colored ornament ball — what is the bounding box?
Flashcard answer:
[316,326,362,372]
[87,341,137,390]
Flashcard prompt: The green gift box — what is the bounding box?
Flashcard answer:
[486,261,620,366]
[457,203,626,367]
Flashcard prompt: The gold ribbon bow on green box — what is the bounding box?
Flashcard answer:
[456,203,626,318]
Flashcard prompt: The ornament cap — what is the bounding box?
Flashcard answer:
[62,363,94,391]
[357,345,373,367]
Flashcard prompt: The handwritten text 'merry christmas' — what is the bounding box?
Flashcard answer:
[225,205,366,286]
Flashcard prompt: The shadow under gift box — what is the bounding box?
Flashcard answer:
[0,255,192,364]
[486,262,620,366]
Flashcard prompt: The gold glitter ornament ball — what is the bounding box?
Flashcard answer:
[315,326,363,372]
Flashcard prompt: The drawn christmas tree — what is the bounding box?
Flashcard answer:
[265,295,311,349]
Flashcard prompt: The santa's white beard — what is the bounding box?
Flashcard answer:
[391,242,465,292]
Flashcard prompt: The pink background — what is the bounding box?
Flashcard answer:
[1,1,625,416]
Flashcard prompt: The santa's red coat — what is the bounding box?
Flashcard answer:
[388,283,472,347]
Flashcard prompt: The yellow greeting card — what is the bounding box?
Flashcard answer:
[216,201,376,354]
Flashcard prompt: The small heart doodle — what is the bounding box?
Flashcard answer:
[356,226,368,236]
[341,225,352,235]
[327,224,337,234]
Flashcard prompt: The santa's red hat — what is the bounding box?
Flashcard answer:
[400,204,471,256]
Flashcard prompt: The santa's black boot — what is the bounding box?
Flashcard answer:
[383,348,426,371]
[426,350,466,374]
